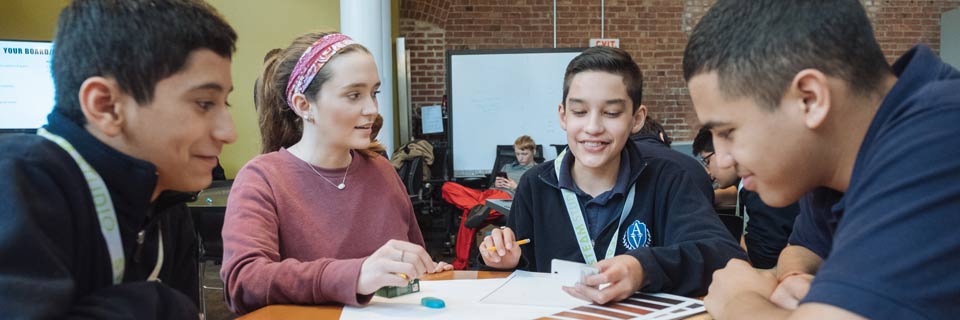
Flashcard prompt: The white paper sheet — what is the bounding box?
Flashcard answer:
[478,270,589,308]
[340,278,568,320]
[420,105,443,134]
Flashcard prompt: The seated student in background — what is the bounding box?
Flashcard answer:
[684,0,960,318]
[0,0,237,318]
[630,116,714,203]
[441,135,539,270]
[692,128,799,270]
[220,32,451,315]
[481,46,745,304]
[690,127,737,208]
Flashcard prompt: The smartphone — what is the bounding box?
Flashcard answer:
[551,259,599,287]
[496,172,508,179]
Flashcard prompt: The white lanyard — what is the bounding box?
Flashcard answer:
[737,180,747,234]
[554,148,637,265]
[38,128,163,284]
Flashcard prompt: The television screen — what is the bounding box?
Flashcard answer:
[0,39,55,133]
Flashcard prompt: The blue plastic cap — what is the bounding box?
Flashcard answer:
[420,297,446,309]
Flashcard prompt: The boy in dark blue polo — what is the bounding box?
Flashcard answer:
[692,127,800,270]
[479,46,745,304]
[685,0,960,319]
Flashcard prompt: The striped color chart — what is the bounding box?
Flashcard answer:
[535,292,705,320]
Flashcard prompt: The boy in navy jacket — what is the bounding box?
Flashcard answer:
[685,0,960,319]
[480,46,746,304]
[0,0,237,318]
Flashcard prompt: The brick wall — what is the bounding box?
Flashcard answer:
[400,0,960,140]
[868,0,960,62]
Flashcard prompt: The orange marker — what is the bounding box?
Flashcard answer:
[487,238,531,251]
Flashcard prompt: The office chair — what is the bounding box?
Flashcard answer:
[430,143,448,180]
[399,156,455,258]
[398,156,426,201]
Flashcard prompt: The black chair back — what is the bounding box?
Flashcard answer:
[493,144,545,163]
[398,156,425,198]
[430,143,448,180]
[191,206,225,264]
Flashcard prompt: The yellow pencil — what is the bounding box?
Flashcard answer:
[487,238,531,251]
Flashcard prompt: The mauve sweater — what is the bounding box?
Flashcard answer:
[220,148,425,314]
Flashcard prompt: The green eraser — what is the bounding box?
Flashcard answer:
[421,297,445,309]
[374,278,420,298]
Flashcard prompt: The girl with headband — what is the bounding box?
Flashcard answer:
[220,32,451,314]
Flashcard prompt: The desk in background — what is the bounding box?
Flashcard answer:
[485,198,513,215]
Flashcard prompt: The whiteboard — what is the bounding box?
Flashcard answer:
[943,8,960,69]
[448,48,583,177]
[0,40,55,132]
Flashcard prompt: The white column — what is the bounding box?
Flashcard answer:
[342,0,395,156]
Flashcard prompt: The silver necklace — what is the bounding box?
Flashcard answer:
[302,151,352,190]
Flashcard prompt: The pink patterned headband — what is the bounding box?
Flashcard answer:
[285,33,357,108]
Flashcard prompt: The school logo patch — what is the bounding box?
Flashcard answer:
[623,220,651,250]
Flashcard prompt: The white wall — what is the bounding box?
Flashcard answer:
[341,0,395,156]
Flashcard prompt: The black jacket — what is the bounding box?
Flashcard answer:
[0,112,199,319]
[498,142,746,296]
[631,134,714,204]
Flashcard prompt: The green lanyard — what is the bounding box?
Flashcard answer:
[554,148,636,265]
[37,128,163,284]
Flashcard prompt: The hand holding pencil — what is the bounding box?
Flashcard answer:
[479,226,524,269]
[486,238,530,251]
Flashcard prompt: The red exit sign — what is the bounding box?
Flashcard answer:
[589,38,620,48]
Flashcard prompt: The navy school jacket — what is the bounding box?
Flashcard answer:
[497,142,747,297]
[0,112,199,319]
